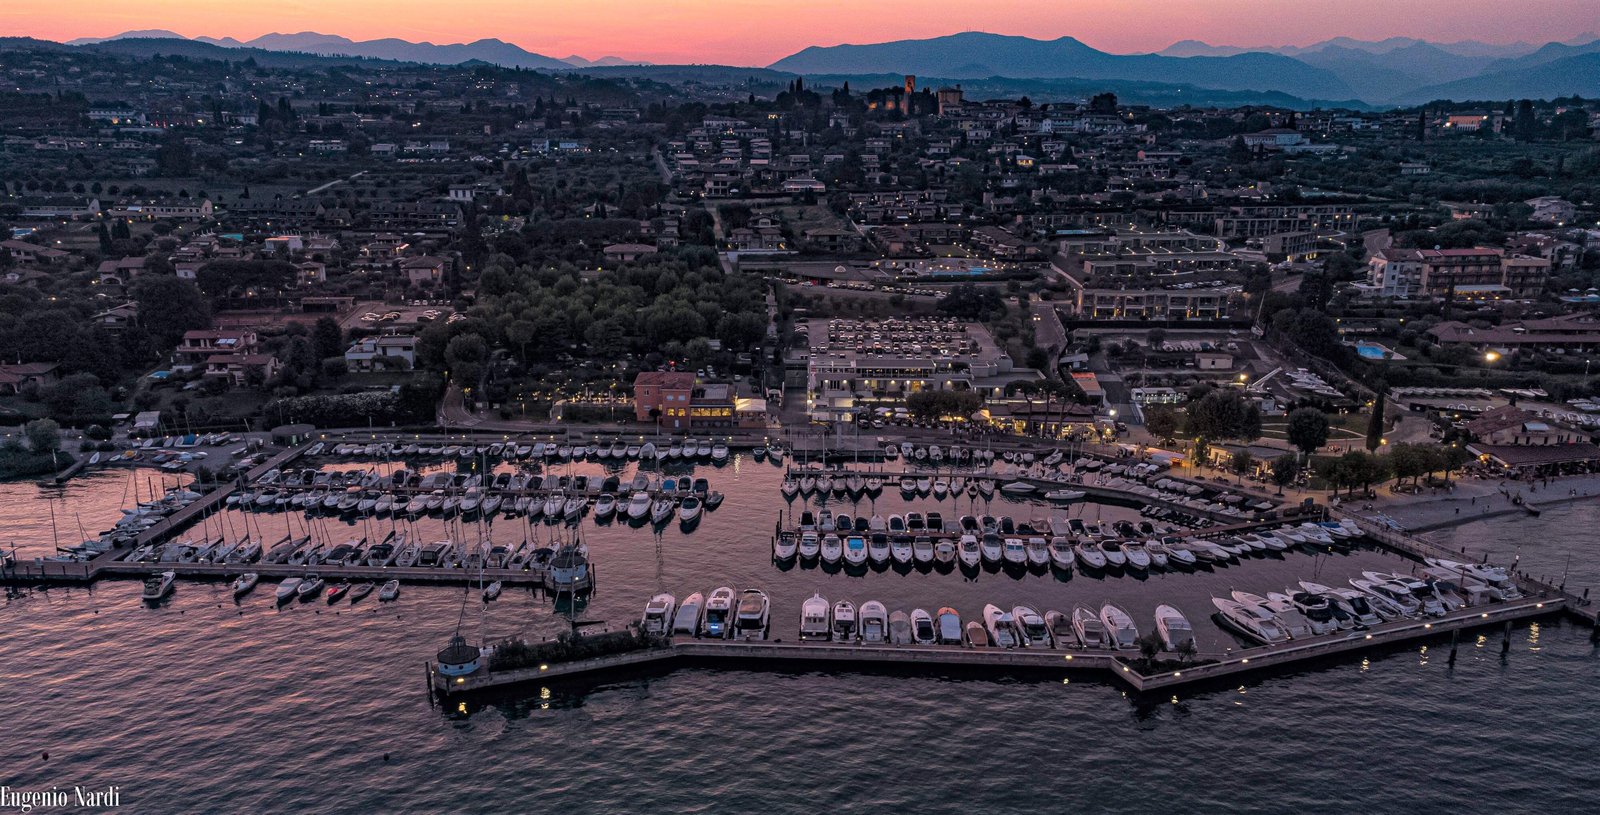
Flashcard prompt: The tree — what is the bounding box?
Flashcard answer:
[1269,453,1299,495]
[1144,405,1181,441]
[1187,389,1261,442]
[1440,444,1472,482]
[1137,631,1162,664]
[1365,387,1386,452]
[1286,407,1331,458]
[23,418,60,453]
[444,333,490,389]
[131,276,210,348]
[312,316,344,361]
[1229,449,1254,478]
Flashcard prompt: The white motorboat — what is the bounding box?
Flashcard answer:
[910,608,937,645]
[142,570,176,601]
[890,536,914,564]
[378,579,401,601]
[1099,540,1127,568]
[1044,610,1074,650]
[732,589,771,637]
[773,531,798,561]
[1353,575,1423,617]
[1012,606,1051,648]
[957,534,982,567]
[1076,542,1109,570]
[678,496,703,524]
[1071,605,1108,649]
[1048,538,1076,571]
[1024,537,1049,568]
[800,593,832,641]
[1364,571,1446,617]
[673,591,705,635]
[797,531,820,560]
[821,534,843,564]
[781,478,800,499]
[641,592,676,635]
[296,574,325,600]
[703,587,736,638]
[1232,590,1312,640]
[890,610,913,645]
[482,581,503,602]
[594,493,617,519]
[1045,489,1086,502]
[1121,541,1152,571]
[1002,537,1027,566]
[1100,604,1139,650]
[1212,597,1288,645]
[860,601,890,643]
[911,536,934,564]
[999,481,1036,495]
[1154,605,1195,652]
[980,534,1003,564]
[934,538,957,564]
[983,604,1019,649]
[832,600,858,642]
[650,498,675,524]
[626,491,652,521]
[844,535,869,566]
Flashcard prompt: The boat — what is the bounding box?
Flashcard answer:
[780,478,800,499]
[1002,537,1027,566]
[347,582,375,603]
[800,593,832,640]
[141,570,175,601]
[1048,538,1076,571]
[796,531,820,560]
[327,581,351,603]
[1024,537,1049,569]
[832,600,858,642]
[378,580,401,601]
[711,443,730,464]
[868,534,891,564]
[733,590,770,640]
[957,534,982,568]
[703,587,736,638]
[650,498,675,524]
[641,593,676,635]
[1154,605,1195,652]
[936,607,962,644]
[1122,541,1152,571]
[1071,606,1109,649]
[844,535,869,566]
[678,496,703,524]
[860,601,890,644]
[933,538,957,564]
[1100,540,1127,568]
[297,574,325,600]
[231,573,259,597]
[890,611,913,645]
[673,592,705,635]
[821,534,843,564]
[1353,575,1424,617]
[980,533,1003,564]
[626,491,652,521]
[999,481,1036,495]
[910,608,937,645]
[275,577,303,602]
[1045,489,1086,502]
[482,581,502,602]
[1099,604,1139,650]
[1044,611,1075,650]
[890,536,914,564]
[982,604,1019,648]
[1012,606,1051,648]
[965,621,991,647]
[594,493,618,519]
[1212,597,1287,645]
[1076,542,1109,570]
[911,536,934,564]
[773,531,798,561]
[1363,571,1446,617]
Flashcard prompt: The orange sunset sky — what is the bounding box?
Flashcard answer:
[2,0,1593,65]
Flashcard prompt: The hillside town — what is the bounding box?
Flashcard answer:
[2,42,1600,493]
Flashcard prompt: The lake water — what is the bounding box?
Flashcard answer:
[2,455,1596,813]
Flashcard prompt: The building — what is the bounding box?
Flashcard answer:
[402,256,447,288]
[1367,247,1425,298]
[1465,406,1585,446]
[204,353,278,385]
[344,335,418,372]
[1427,313,1600,353]
[1418,248,1505,299]
[1464,406,1600,476]
[175,330,258,371]
[0,362,60,394]
[633,371,696,429]
[1,240,69,265]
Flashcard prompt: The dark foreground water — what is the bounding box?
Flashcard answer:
[3,457,1597,813]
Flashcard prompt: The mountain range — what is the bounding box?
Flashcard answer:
[64,29,647,70]
[40,29,1600,106]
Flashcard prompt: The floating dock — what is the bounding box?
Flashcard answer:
[430,592,1565,698]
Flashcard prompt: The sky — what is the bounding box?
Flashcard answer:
[3,0,1595,65]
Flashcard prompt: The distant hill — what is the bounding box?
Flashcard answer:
[66,29,186,45]
[768,32,1356,100]
[562,55,649,68]
[1400,51,1600,103]
[76,37,415,68]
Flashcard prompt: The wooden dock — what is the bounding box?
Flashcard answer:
[429,593,1565,698]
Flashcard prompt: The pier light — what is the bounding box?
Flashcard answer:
[1172,671,1181,677]
[1122,665,1129,672]
[1536,603,1544,608]
[1241,658,1249,664]
[1365,634,1373,640]
[455,677,464,684]
[1481,613,1489,618]
[1063,654,1072,661]
[1424,624,1432,629]
[540,664,549,671]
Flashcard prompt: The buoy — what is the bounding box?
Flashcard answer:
[42,752,48,761]
[383,753,390,761]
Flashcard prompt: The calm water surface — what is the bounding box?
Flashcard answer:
[2,457,1596,813]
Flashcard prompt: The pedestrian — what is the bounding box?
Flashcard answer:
[1455,507,1460,515]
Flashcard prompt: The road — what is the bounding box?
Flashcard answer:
[1030,300,1068,354]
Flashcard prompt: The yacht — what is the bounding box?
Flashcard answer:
[934,538,957,564]
[673,592,705,636]
[141,571,176,601]
[1154,605,1195,652]
[640,593,676,635]
[1071,606,1109,649]
[703,587,736,638]
[982,604,1019,649]
[678,496,703,524]
[1364,571,1446,617]
[274,577,303,603]
[1100,604,1139,650]
[1075,541,1108,570]
[650,498,676,525]
[844,535,869,566]
[1024,537,1050,569]
[890,536,914,564]
[796,531,820,560]
[378,579,401,601]
[1276,591,1339,634]
[1121,541,1152,571]
[1352,577,1422,617]
[1233,591,1312,640]
[860,601,890,644]
[867,534,891,564]
[594,493,618,519]
[910,608,937,645]
[1212,597,1287,645]
[821,534,843,564]
[957,534,982,568]
[832,600,858,642]
[733,589,770,640]
[1301,582,1381,628]
[980,533,1004,564]
[1048,538,1076,571]
[1100,540,1127,568]
[231,573,259,597]
[911,536,934,564]
[626,491,652,521]
[772,531,798,561]
[800,593,832,640]
[1045,489,1086,502]
[936,607,963,644]
[1012,606,1051,648]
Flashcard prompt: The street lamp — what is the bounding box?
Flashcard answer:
[1484,351,1501,363]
